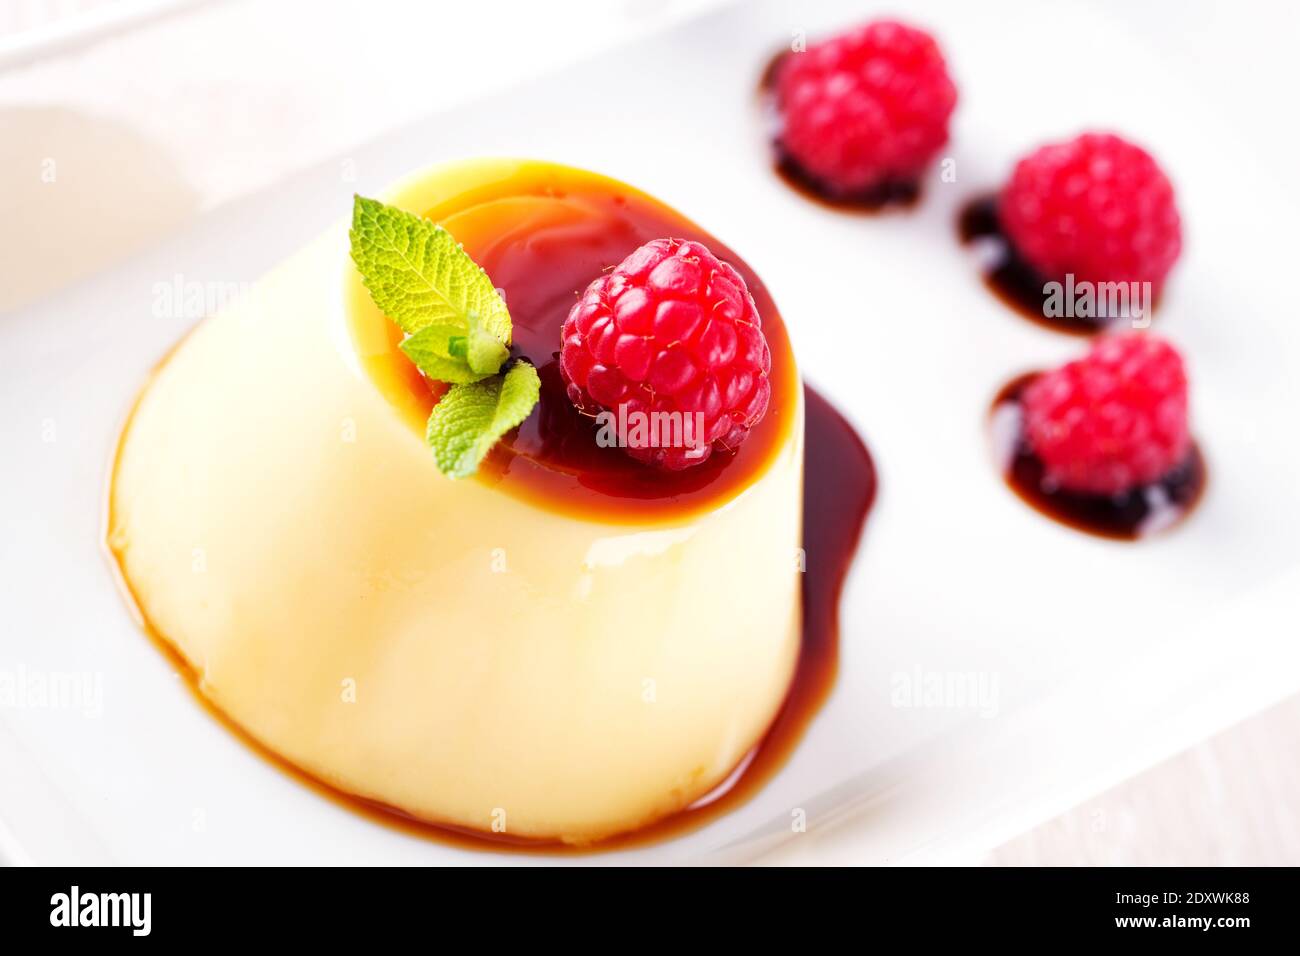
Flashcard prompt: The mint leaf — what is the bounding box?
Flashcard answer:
[399,323,491,385]
[426,361,541,479]
[397,310,509,384]
[349,195,512,343]
[465,311,510,375]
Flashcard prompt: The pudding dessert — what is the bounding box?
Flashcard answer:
[762,19,957,210]
[108,159,858,846]
[991,333,1204,539]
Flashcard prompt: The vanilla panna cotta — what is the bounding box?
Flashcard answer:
[108,159,806,845]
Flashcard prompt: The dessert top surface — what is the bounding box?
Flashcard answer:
[347,160,800,523]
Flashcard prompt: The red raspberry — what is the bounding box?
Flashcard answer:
[1022,334,1190,496]
[1000,132,1182,294]
[559,238,772,470]
[773,19,957,197]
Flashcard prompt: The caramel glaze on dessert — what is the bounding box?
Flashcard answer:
[991,373,1204,540]
[354,165,801,523]
[111,163,877,853]
[759,51,922,213]
[958,194,1162,335]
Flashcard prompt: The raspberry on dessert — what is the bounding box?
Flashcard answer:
[1022,333,1190,496]
[773,19,957,198]
[559,238,772,470]
[999,132,1182,294]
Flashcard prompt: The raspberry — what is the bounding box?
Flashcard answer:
[559,238,772,470]
[1000,132,1182,294]
[1022,334,1190,496]
[773,19,957,197]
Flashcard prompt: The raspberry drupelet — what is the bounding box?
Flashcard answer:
[559,238,772,470]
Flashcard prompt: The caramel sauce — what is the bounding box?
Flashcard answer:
[991,373,1204,539]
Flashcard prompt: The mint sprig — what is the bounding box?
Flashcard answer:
[349,196,539,478]
[426,361,541,479]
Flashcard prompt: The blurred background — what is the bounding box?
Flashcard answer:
[2,0,1296,865]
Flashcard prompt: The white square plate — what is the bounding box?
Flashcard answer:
[2,0,1298,864]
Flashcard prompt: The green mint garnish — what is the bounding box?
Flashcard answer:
[398,312,508,384]
[463,312,511,375]
[426,361,541,479]
[349,195,511,340]
[349,196,539,478]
